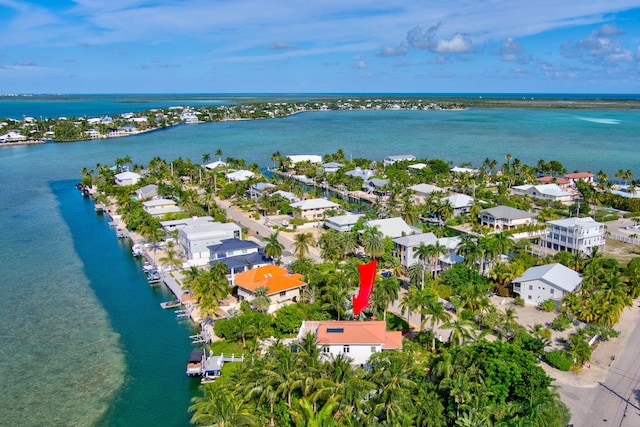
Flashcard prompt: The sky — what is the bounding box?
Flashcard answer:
[1,0,640,94]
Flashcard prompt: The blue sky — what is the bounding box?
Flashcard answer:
[2,0,640,94]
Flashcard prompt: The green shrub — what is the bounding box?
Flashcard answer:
[436,284,452,300]
[514,296,525,307]
[551,313,572,331]
[545,350,573,371]
[538,299,557,312]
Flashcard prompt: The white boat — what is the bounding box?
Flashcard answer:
[186,349,205,376]
[160,299,181,309]
[131,243,143,256]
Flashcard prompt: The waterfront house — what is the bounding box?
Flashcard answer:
[297,320,403,366]
[511,184,574,204]
[512,263,581,306]
[539,216,605,254]
[226,170,255,182]
[271,190,300,203]
[114,171,141,186]
[208,238,269,279]
[204,160,227,170]
[363,217,419,239]
[364,178,389,194]
[142,199,184,217]
[179,221,243,266]
[479,206,534,230]
[345,167,375,180]
[322,162,344,173]
[287,154,322,164]
[247,182,276,198]
[234,265,306,313]
[290,198,341,220]
[536,176,570,189]
[0,131,27,143]
[160,216,215,232]
[565,172,595,187]
[383,155,416,166]
[135,184,158,201]
[324,213,364,232]
[408,163,428,171]
[450,166,480,174]
[440,193,474,216]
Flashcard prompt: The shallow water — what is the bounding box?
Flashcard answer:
[0,103,638,426]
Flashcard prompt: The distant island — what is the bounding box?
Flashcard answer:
[3,94,638,145]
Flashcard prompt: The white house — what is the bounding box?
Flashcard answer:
[226,170,255,182]
[271,190,300,203]
[114,171,141,186]
[410,183,446,201]
[383,155,416,166]
[297,320,403,366]
[290,198,340,220]
[363,217,419,239]
[160,216,215,232]
[287,154,322,164]
[345,167,375,180]
[208,238,269,279]
[179,221,242,266]
[511,184,573,204]
[393,233,462,274]
[512,263,581,306]
[450,166,480,174]
[324,213,364,232]
[135,184,158,200]
[204,160,227,170]
[565,172,595,187]
[479,206,534,230]
[0,131,27,142]
[142,199,184,217]
[322,162,344,173]
[540,217,606,254]
[440,193,474,216]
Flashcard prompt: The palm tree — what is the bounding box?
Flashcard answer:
[189,387,259,426]
[361,225,385,260]
[372,276,401,320]
[159,248,182,270]
[292,232,314,259]
[263,232,284,264]
[202,153,211,164]
[215,148,223,161]
[251,286,271,312]
[289,397,339,427]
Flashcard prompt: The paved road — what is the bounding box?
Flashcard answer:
[561,317,640,426]
[217,197,323,263]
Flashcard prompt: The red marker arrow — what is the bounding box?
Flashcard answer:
[353,260,376,316]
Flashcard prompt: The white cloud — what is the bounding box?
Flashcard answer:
[270,41,297,50]
[498,38,531,64]
[562,23,634,62]
[353,56,368,69]
[376,43,408,57]
[434,33,472,53]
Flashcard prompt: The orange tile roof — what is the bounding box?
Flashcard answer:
[536,176,569,184]
[315,320,403,349]
[565,172,594,179]
[234,265,306,295]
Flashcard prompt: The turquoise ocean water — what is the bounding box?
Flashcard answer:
[0,95,639,426]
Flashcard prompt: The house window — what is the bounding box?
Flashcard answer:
[528,295,532,299]
[550,289,554,294]
[371,346,377,353]
[322,346,330,353]
[280,291,286,297]
[528,285,533,291]
[343,345,350,353]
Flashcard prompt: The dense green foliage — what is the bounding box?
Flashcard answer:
[190,338,570,426]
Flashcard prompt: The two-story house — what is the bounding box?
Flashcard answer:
[297,320,403,366]
[539,216,605,254]
[512,263,581,306]
[479,206,534,230]
[234,265,306,313]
